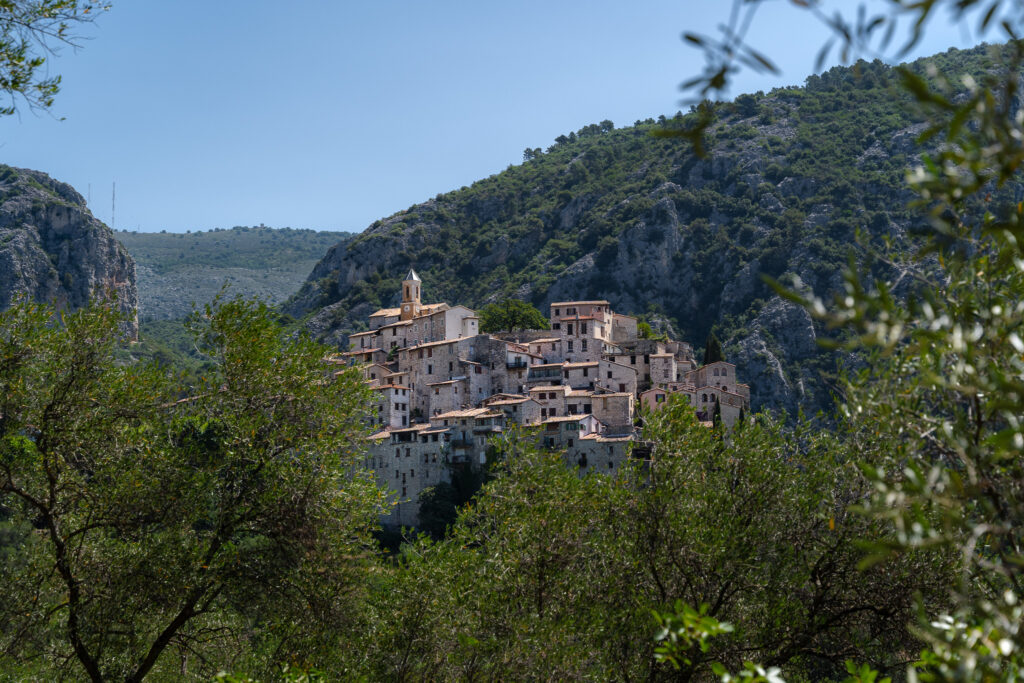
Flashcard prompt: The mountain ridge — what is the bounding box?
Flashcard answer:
[286,43,1017,414]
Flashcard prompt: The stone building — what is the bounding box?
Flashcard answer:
[349,274,750,527]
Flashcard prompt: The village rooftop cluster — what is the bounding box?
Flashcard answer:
[335,271,749,526]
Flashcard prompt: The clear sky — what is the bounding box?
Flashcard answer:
[0,1,985,233]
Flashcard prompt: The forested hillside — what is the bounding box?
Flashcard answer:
[287,44,1018,414]
[116,226,351,320]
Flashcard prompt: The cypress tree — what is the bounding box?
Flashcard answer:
[703,332,724,365]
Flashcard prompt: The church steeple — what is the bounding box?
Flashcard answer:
[400,269,422,321]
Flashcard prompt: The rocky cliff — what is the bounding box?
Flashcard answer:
[286,45,1016,415]
[0,166,138,337]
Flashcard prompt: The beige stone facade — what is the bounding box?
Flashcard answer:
[349,276,750,527]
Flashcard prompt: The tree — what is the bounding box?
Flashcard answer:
[0,296,380,680]
[682,3,1024,680]
[356,411,950,680]
[703,331,723,364]
[477,298,548,334]
[0,1,108,116]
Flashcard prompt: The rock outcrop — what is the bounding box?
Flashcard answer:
[0,166,138,337]
[283,45,1012,416]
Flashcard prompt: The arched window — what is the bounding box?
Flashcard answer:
[702,394,708,402]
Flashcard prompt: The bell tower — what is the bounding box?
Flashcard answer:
[400,269,422,321]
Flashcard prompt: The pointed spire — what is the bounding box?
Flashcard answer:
[404,269,421,282]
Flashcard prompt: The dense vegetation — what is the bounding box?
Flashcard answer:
[116,226,351,321]
[3,5,1024,676]
[288,43,1015,414]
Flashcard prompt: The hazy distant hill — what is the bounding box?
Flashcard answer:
[286,44,1021,415]
[116,226,352,320]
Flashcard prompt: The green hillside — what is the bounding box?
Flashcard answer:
[287,44,1010,414]
[116,225,352,321]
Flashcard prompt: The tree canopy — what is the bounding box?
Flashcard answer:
[477,298,549,334]
[0,296,380,681]
[0,1,107,116]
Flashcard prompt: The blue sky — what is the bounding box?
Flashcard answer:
[0,1,983,233]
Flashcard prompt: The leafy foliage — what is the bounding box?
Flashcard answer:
[793,38,1024,683]
[0,296,380,680]
[352,414,951,680]
[476,298,549,333]
[0,1,107,116]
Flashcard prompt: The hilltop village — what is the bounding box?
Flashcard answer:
[339,271,749,525]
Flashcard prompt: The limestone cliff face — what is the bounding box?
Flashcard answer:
[284,45,1017,415]
[0,166,138,337]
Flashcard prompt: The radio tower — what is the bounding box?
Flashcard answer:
[111,182,116,230]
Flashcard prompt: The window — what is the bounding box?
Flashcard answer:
[392,328,397,336]
[582,339,588,351]
[723,386,728,392]
[411,469,414,478]
[607,371,613,379]
[553,323,560,330]
[551,343,556,351]
[402,486,406,497]
[702,394,708,402]
[449,362,453,372]
[568,341,574,352]
[655,394,665,403]
[394,469,399,479]
[428,364,433,374]
[619,383,626,392]
[583,367,589,377]
[550,408,556,416]
[581,323,587,334]
[630,355,636,365]
[428,348,433,358]
[405,448,410,457]
[475,366,482,374]
[434,387,439,395]
[567,438,574,447]
[555,308,560,316]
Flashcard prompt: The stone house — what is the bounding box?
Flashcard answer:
[354,276,749,528]
[370,384,411,430]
